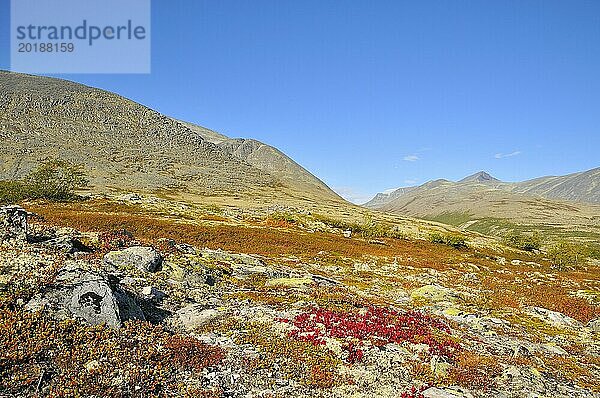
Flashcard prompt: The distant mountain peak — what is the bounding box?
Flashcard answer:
[458,171,500,184]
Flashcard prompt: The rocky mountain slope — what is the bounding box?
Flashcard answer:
[179,120,339,199]
[509,167,600,203]
[0,71,341,204]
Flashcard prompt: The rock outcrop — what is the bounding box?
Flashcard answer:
[25,263,144,328]
[0,205,27,242]
[104,246,163,273]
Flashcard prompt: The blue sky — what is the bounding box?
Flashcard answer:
[1,1,599,203]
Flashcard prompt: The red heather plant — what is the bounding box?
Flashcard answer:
[280,306,459,363]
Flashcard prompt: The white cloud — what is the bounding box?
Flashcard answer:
[403,155,419,162]
[332,186,374,205]
[494,150,521,159]
[404,179,417,185]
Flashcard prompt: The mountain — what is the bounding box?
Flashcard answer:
[364,186,417,208]
[367,168,600,208]
[178,120,338,198]
[0,71,341,203]
[365,169,600,239]
[508,167,600,203]
[458,171,500,184]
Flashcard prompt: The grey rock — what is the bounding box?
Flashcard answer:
[513,344,533,358]
[119,193,142,202]
[104,246,163,273]
[0,205,27,242]
[541,343,569,356]
[175,243,197,254]
[167,304,222,332]
[40,235,91,254]
[526,306,583,329]
[25,265,115,327]
[25,263,144,327]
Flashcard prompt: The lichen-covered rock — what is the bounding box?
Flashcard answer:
[40,235,92,254]
[167,304,222,332]
[526,306,583,329]
[411,284,460,303]
[0,205,27,242]
[104,246,163,273]
[25,263,144,328]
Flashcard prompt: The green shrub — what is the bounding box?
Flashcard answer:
[313,214,355,230]
[547,241,589,270]
[429,232,467,249]
[25,159,88,201]
[0,159,88,204]
[504,231,542,251]
[313,214,405,240]
[0,181,29,205]
[588,244,600,260]
[357,215,387,239]
[269,211,298,224]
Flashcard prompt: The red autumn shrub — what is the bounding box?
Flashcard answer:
[281,306,460,363]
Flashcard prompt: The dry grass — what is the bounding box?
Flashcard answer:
[27,201,468,266]
[446,351,503,391]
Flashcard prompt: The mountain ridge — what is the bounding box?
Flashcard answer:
[0,70,342,204]
[366,167,600,207]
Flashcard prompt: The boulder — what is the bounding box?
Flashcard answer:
[104,246,163,273]
[40,235,92,254]
[526,306,583,329]
[25,263,144,327]
[167,304,222,332]
[0,205,27,242]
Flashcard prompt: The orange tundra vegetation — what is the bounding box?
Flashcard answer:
[26,201,470,266]
[0,308,224,397]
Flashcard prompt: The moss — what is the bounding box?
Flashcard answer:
[503,313,566,340]
[411,285,458,303]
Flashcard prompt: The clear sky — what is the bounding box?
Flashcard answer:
[1,1,599,203]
